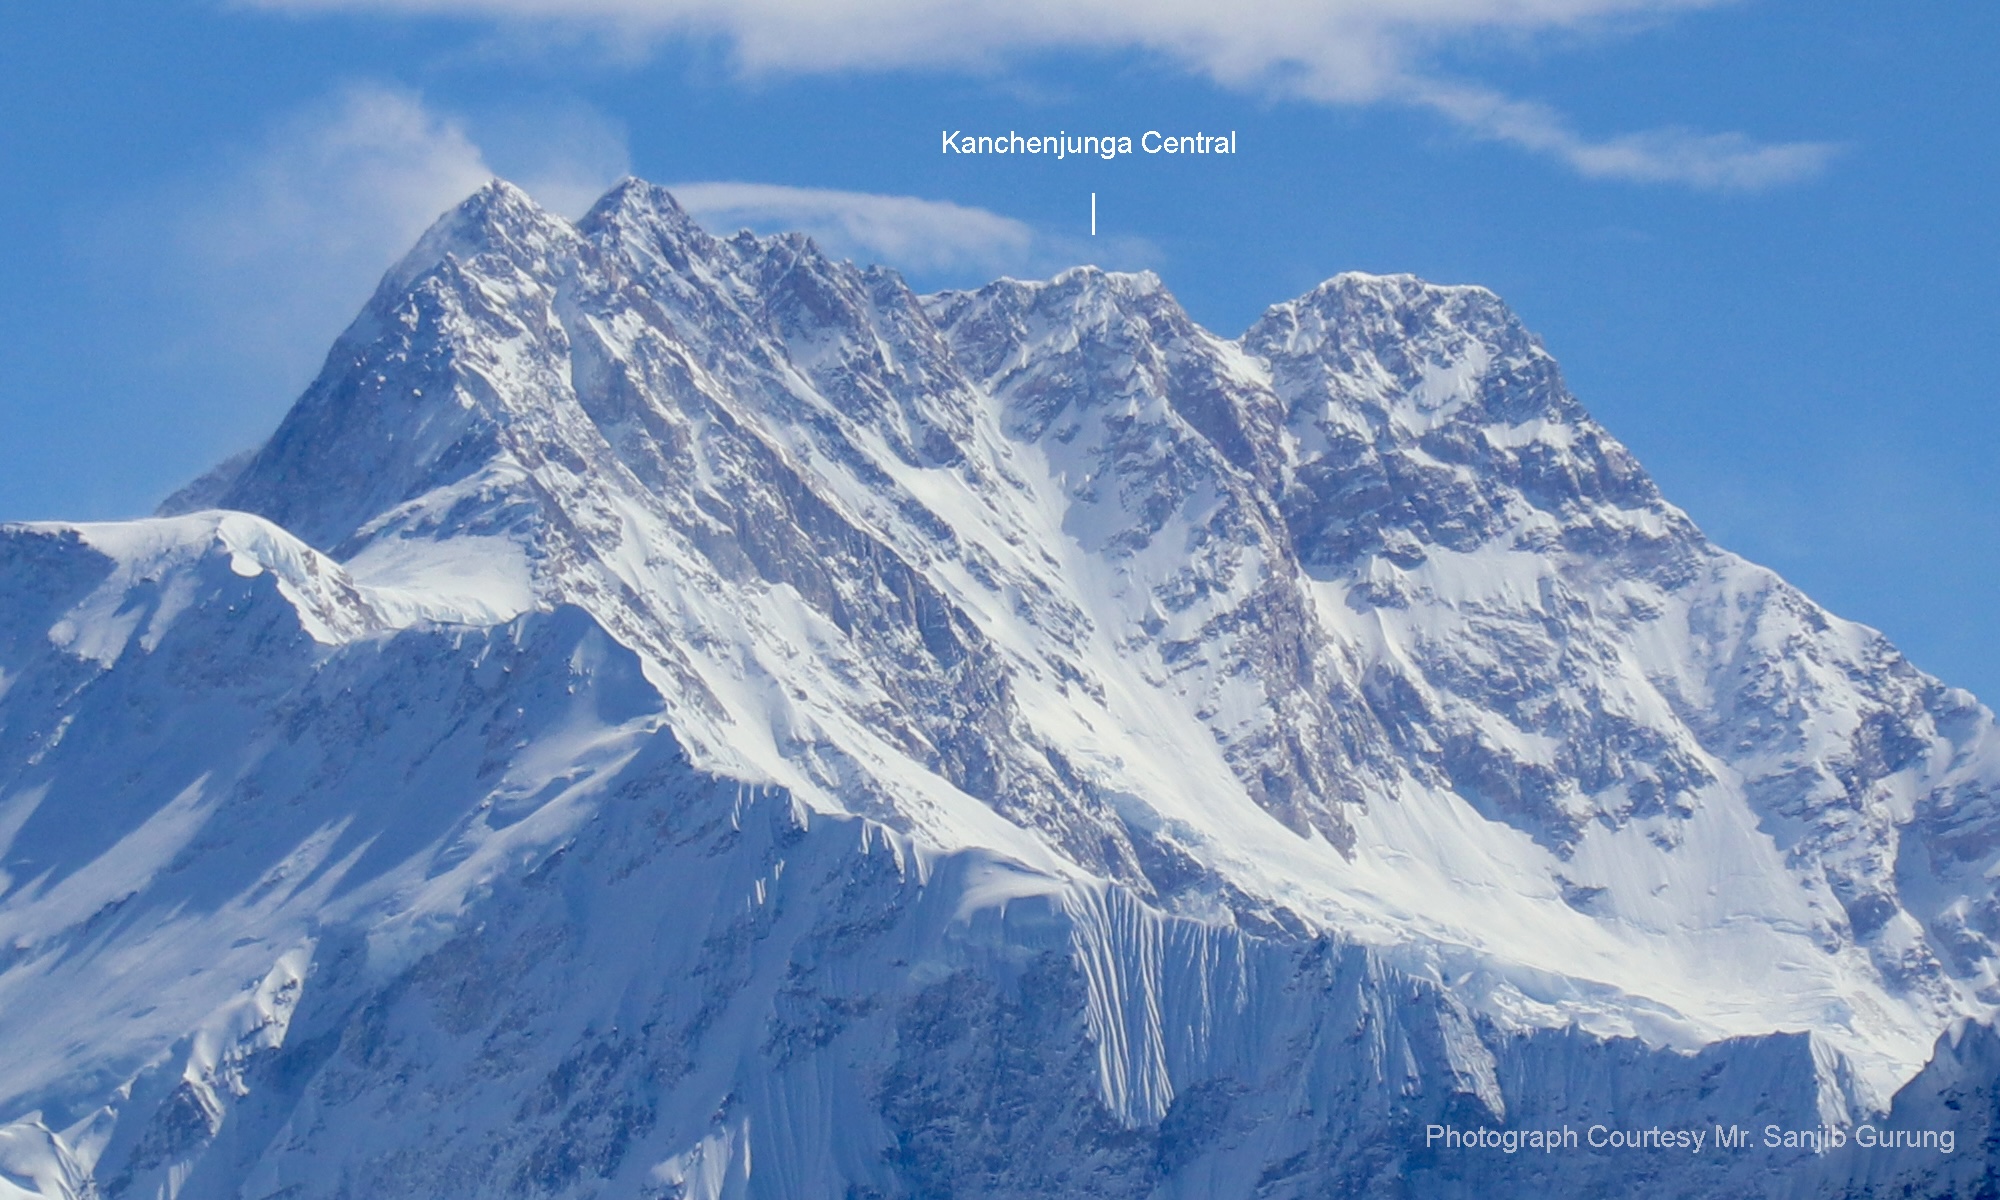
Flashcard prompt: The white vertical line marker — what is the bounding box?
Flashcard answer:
[1091,192,1097,236]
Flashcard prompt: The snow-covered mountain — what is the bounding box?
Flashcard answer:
[3,178,1997,1198]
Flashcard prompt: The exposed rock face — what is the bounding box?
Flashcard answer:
[1,179,1995,1198]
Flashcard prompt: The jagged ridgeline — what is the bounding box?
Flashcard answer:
[2,179,1997,1198]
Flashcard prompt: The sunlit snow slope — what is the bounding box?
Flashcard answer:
[3,180,1999,1199]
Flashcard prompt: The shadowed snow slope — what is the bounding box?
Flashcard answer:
[3,179,1997,1198]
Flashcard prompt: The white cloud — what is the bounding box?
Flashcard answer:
[169,81,628,331]
[120,82,498,432]
[669,181,1158,283]
[92,83,629,463]
[181,84,494,334]
[670,182,1032,275]
[1409,82,1839,190]
[240,0,1712,92]
[178,83,628,317]
[176,82,630,354]
[239,0,1833,191]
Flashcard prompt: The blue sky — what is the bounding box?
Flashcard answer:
[1,1,1995,700]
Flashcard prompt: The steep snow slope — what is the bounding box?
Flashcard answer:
[3,179,1998,1197]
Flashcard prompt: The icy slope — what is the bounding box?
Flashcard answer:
[3,178,1998,1197]
[0,515,653,1120]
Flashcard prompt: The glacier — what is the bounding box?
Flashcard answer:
[2,178,1998,1197]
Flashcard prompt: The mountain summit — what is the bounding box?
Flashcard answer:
[3,178,1997,1198]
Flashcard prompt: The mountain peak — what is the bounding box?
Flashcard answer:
[1262,270,1514,338]
[14,173,2000,1198]
[1321,268,1497,298]
[374,176,573,302]
[582,174,683,220]
[576,176,716,271]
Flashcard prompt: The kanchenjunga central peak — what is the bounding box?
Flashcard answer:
[1,178,1996,1199]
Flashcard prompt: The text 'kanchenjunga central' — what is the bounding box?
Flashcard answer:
[941,130,1237,160]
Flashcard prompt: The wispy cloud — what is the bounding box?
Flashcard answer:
[132,83,494,416]
[167,82,629,356]
[668,181,1150,281]
[671,182,1034,275]
[180,84,493,338]
[180,82,628,290]
[237,0,1833,191]
[237,0,1710,89]
[90,83,628,459]
[1408,82,1840,191]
